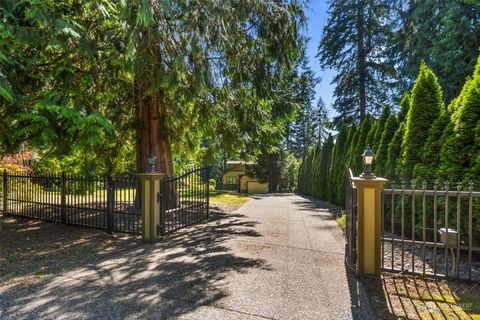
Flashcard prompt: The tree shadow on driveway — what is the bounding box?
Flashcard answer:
[1,212,267,319]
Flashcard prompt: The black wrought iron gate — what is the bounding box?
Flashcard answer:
[159,166,210,236]
[345,167,357,269]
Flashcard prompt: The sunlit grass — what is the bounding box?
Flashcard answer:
[336,213,346,230]
[210,190,252,206]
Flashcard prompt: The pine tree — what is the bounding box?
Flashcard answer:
[288,54,320,157]
[318,0,395,123]
[401,63,443,180]
[375,115,398,176]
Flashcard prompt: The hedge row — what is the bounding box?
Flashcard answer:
[299,55,480,208]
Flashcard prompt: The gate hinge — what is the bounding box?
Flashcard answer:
[157,192,162,203]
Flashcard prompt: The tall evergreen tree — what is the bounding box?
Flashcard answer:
[318,0,395,123]
[401,63,443,180]
[391,0,480,102]
[288,53,320,157]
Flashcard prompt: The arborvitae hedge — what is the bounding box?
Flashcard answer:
[398,92,410,123]
[440,56,480,184]
[328,124,347,203]
[297,55,480,212]
[401,63,444,180]
[386,122,405,179]
[372,106,390,153]
[318,134,334,200]
[375,114,398,176]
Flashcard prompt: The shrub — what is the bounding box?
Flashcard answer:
[209,178,216,191]
[401,63,444,180]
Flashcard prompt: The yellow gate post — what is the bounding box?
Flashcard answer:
[352,176,387,275]
[137,172,166,243]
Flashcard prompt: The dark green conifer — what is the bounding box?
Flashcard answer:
[401,63,443,180]
[375,115,398,176]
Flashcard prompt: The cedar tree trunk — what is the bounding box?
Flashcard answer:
[134,79,174,177]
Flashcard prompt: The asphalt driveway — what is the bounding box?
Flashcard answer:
[0,194,374,319]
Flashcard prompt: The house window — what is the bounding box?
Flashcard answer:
[225,176,238,184]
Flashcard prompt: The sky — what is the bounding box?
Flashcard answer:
[304,0,336,117]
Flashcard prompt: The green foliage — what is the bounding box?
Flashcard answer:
[318,0,395,123]
[327,123,347,203]
[401,63,444,180]
[413,110,450,181]
[372,106,390,153]
[398,93,411,123]
[351,115,374,176]
[391,0,480,102]
[0,0,307,176]
[297,134,333,201]
[279,153,300,192]
[386,122,405,180]
[336,125,357,205]
[209,178,216,191]
[439,56,480,183]
[375,115,398,176]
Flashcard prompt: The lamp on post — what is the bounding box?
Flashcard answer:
[360,146,376,179]
[147,153,157,173]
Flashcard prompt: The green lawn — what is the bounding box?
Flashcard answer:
[209,190,252,207]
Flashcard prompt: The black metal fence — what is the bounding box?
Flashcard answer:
[159,166,210,236]
[382,181,480,281]
[1,170,141,234]
[345,167,357,269]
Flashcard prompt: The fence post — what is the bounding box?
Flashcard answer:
[3,169,7,213]
[352,176,387,276]
[61,171,66,224]
[106,176,114,233]
[137,172,166,242]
